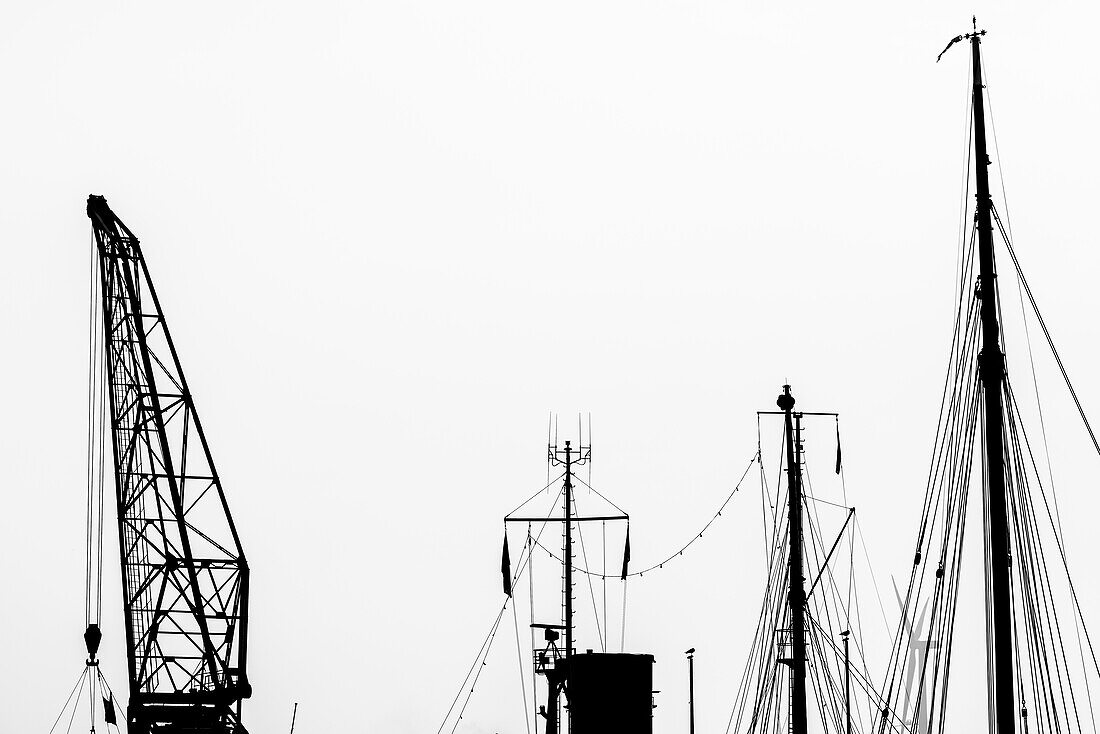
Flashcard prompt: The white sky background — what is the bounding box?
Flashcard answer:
[4,2,1100,733]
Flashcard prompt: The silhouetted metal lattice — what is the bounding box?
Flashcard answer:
[88,195,250,734]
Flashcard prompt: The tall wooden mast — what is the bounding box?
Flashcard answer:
[778,385,807,734]
[969,26,1016,734]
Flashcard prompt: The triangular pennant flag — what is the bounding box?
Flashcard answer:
[835,421,842,475]
[621,526,631,580]
[103,694,117,726]
[501,534,512,597]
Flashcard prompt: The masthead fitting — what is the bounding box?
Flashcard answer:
[777,385,796,413]
[936,20,986,63]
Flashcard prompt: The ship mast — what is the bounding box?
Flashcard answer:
[969,26,1016,734]
[564,441,574,667]
[778,385,807,734]
[520,436,623,734]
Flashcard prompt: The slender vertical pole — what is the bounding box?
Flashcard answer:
[289,702,298,734]
[564,441,574,664]
[842,631,851,734]
[970,30,1015,734]
[688,651,696,734]
[778,386,807,734]
[563,441,574,734]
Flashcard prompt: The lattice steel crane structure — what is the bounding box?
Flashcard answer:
[87,195,251,734]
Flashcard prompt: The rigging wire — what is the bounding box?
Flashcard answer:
[875,209,981,734]
[438,490,561,734]
[85,229,106,628]
[1005,380,1100,682]
[986,67,1100,721]
[994,208,1100,460]
[572,497,605,651]
[64,674,88,734]
[48,671,86,734]
[511,596,532,734]
[953,43,975,315]
[804,452,877,734]
[805,508,856,602]
[804,494,853,512]
[443,601,511,734]
[1005,377,1082,732]
[571,474,628,516]
[853,518,893,639]
[51,227,123,734]
[506,472,568,519]
[991,75,1100,731]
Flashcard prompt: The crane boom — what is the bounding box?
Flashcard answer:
[87,195,251,734]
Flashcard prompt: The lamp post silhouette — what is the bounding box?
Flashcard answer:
[685,648,696,734]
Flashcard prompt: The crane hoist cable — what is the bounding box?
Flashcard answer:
[48,229,122,734]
